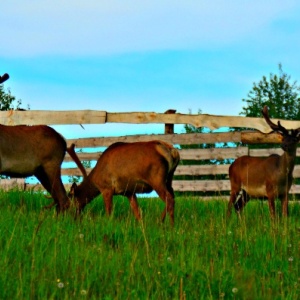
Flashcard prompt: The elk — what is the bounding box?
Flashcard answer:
[0,73,70,212]
[68,140,180,225]
[227,105,300,218]
[0,124,73,212]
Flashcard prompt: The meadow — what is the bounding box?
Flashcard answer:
[0,190,300,300]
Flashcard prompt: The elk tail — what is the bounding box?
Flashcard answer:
[155,141,180,172]
[66,144,88,178]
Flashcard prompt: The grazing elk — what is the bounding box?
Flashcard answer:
[68,140,180,225]
[0,73,70,212]
[227,105,300,218]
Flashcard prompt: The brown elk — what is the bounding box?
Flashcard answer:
[227,105,300,218]
[68,140,180,224]
[0,73,71,212]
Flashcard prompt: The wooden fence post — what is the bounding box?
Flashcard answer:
[164,109,176,134]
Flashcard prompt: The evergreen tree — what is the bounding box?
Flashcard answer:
[241,64,300,120]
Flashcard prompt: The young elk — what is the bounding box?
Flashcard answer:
[227,105,300,218]
[0,73,70,212]
[68,140,180,225]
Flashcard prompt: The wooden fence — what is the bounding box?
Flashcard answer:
[1,109,300,196]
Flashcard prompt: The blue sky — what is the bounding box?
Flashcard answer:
[1,0,300,138]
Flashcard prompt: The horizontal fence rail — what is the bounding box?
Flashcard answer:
[1,109,300,198]
[2,109,300,133]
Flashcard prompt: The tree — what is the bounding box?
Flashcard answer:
[240,64,300,120]
[0,82,23,111]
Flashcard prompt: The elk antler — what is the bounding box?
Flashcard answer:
[66,143,88,178]
[262,105,288,135]
[0,73,9,84]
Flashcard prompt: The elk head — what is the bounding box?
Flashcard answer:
[262,105,300,153]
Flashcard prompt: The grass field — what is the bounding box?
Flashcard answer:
[0,190,300,299]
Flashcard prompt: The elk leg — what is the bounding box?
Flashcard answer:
[267,197,276,218]
[266,185,276,218]
[127,194,141,220]
[166,179,175,199]
[102,189,114,216]
[156,187,175,225]
[281,194,289,217]
[227,191,237,218]
[34,171,58,207]
[35,166,69,213]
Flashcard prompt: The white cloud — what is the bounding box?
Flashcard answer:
[1,0,299,57]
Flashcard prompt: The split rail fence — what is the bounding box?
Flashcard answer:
[1,109,300,197]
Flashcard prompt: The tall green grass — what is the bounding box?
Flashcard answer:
[0,190,299,299]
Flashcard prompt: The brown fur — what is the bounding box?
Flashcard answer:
[228,106,300,218]
[70,140,180,224]
[0,124,70,212]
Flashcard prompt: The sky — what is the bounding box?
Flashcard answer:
[1,0,300,138]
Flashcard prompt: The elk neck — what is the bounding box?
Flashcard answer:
[280,147,297,176]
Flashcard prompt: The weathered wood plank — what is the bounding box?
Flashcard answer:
[241,131,282,144]
[1,110,300,133]
[64,152,102,162]
[249,148,300,157]
[290,185,300,194]
[292,165,300,178]
[249,148,283,156]
[107,112,300,133]
[0,110,107,125]
[172,180,231,192]
[61,164,231,177]
[0,178,26,191]
[67,132,242,148]
[62,168,93,176]
[64,147,248,163]
[66,131,293,150]
[175,165,230,176]
[179,147,248,160]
